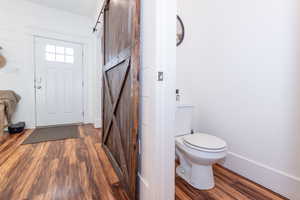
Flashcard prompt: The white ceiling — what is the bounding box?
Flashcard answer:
[26,0,98,17]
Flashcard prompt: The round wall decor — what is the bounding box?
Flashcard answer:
[177,15,185,46]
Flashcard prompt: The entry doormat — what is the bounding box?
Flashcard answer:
[22,125,79,145]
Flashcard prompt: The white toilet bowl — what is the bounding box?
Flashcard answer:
[176,133,227,190]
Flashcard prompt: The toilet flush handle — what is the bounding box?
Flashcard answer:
[176,89,180,101]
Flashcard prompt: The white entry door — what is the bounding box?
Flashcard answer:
[35,37,84,127]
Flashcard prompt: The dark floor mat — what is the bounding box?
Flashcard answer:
[22,125,79,145]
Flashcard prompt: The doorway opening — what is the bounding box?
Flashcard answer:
[34,37,84,127]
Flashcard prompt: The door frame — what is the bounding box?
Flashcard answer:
[28,28,96,128]
[33,36,85,127]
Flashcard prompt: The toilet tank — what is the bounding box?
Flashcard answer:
[175,105,194,137]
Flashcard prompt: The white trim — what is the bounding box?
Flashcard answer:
[138,173,151,200]
[93,118,102,128]
[223,152,300,200]
[151,0,177,199]
[139,173,150,188]
[92,32,102,129]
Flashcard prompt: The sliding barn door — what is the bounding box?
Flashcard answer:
[101,0,140,199]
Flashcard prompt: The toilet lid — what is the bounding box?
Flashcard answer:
[183,133,227,150]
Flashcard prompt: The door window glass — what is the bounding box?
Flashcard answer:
[45,45,74,64]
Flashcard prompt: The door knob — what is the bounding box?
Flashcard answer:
[37,86,42,89]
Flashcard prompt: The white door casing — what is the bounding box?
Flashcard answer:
[35,37,83,127]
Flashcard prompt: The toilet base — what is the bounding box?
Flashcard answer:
[176,164,215,190]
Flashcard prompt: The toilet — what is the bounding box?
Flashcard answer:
[175,105,228,190]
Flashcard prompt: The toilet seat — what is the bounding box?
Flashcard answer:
[183,133,227,152]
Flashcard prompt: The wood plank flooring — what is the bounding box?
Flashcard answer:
[175,164,288,200]
[0,130,33,167]
[0,125,288,200]
[0,125,128,200]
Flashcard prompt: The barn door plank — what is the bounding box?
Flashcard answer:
[101,0,140,199]
[103,58,130,144]
[102,61,131,182]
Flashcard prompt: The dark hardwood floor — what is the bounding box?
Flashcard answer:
[0,125,288,200]
[0,125,128,200]
[0,129,33,167]
[175,164,288,200]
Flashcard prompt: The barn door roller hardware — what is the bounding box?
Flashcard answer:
[93,0,109,33]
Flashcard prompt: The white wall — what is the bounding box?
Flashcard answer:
[139,0,158,196]
[139,0,176,199]
[0,0,100,128]
[177,0,300,199]
[92,0,104,128]
[92,33,102,128]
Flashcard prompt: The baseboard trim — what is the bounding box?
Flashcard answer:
[138,173,150,188]
[138,173,151,200]
[222,152,300,200]
[93,118,102,129]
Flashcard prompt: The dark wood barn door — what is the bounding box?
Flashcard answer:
[101,0,140,199]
